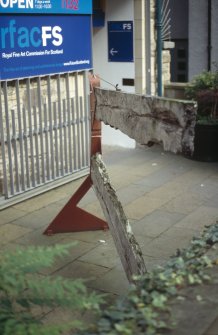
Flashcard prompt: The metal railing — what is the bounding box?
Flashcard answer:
[0,71,90,208]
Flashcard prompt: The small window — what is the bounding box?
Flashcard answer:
[177,49,186,59]
[178,62,186,71]
[178,74,186,82]
[122,78,135,86]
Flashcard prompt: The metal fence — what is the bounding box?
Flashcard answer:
[0,71,90,209]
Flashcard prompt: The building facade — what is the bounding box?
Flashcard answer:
[92,0,171,146]
[169,0,218,82]
[92,0,171,95]
[0,0,172,205]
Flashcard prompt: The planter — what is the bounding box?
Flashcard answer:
[191,123,218,162]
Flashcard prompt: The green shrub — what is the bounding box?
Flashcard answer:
[83,223,218,335]
[0,243,104,335]
[2,227,218,335]
[185,69,218,123]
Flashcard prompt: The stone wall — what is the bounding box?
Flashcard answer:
[134,0,171,95]
[163,50,171,84]
[149,0,171,94]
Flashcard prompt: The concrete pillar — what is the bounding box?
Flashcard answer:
[134,0,147,94]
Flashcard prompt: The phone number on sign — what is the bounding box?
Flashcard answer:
[35,5,52,8]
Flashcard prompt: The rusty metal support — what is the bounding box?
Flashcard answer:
[43,74,108,235]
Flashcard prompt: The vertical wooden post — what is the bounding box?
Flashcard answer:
[43,74,108,235]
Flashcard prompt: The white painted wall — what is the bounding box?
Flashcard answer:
[92,0,136,148]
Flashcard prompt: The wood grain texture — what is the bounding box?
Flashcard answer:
[95,88,197,156]
[91,153,146,283]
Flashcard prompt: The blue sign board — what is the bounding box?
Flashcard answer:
[0,15,92,80]
[108,21,133,62]
[0,0,92,14]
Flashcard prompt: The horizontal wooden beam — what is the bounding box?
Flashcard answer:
[95,88,197,156]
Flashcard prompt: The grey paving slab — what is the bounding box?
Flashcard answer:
[54,260,110,284]
[42,305,98,331]
[161,192,205,214]
[0,223,32,246]
[12,202,64,229]
[148,168,214,199]
[132,209,185,238]
[141,242,173,259]
[191,178,218,199]
[204,193,218,209]
[142,255,168,271]
[165,266,218,335]
[141,226,198,258]
[0,242,25,253]
[106,169,146,190]
[78,187,97,207]
[128,161,165,179]
[15,227,67,246]
[124,193,170,220]
[206,173,218,183]
[78,239,120,268]
[62,229,112,244]
[13,192,65,213]
[13,178,84,213]
[174,206,218,231]
[103,145,162,166]
[116,183,147,205]
[103,147,173,190]
[205,316,218,335]
[54,178,85,195]
[1,143,218,305]
[148,179,189,199]
[158,163,211,189]
[40,238,97,275]
[0,207,27,225]
[130,234,154,252]
[133,164,191,190]
[88,263,130,295]
[54,181,98,208]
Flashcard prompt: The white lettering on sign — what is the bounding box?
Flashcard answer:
[123,23,132,30]
[0,0,33,9]
[41,26,63,47]
[0,20,63,49]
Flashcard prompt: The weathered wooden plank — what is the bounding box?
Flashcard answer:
[90,153,147,283]
[95,88,197,156]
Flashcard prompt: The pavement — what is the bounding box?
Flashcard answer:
[1,144,218,333]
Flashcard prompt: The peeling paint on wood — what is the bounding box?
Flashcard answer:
[94,88,197,156]
[91,153,146,283]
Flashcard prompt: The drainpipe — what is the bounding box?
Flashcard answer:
[207,0,212,71]
[156,0,163,96]
[145,0,151,95]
